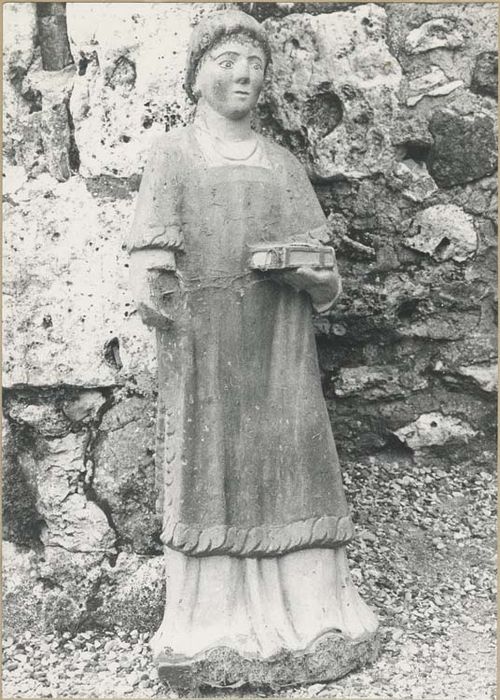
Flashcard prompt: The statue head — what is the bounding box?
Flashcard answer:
[185,10,271,119]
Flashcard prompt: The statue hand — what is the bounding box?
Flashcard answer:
[129,254,177,329]
[274,267,342,309]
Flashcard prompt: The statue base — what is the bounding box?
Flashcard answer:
[155,630,380,692]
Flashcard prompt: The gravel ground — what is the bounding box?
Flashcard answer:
[3,456,496,700]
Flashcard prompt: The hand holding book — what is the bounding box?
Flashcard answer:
[248,243,342,311]
[274,266,342,311]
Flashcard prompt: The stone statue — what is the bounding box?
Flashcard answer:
[128,9,379,690]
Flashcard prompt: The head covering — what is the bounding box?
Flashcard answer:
[184,10,271,103]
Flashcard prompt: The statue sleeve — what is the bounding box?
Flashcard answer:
[127,136,184,255]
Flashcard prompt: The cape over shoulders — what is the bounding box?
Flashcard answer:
[256,133,305,170]
[142,128,190,174]
[145,125,309,180]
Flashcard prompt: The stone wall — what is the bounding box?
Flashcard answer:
[3,2,497,634]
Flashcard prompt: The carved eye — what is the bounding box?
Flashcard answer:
[220,60,234,69]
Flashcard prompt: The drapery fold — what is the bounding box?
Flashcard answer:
[151,547,379,660]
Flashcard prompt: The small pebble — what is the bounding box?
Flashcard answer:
[308,683,326,695]
[126,671,140,686]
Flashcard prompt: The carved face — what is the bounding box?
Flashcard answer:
[194,38,266,119]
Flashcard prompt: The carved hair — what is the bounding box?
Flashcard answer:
[184,10,271,103]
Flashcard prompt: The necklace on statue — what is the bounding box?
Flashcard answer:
[212,133,259,161]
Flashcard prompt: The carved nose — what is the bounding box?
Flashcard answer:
[234,62,250,82]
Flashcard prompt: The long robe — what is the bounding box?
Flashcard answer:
[129,125,354,558]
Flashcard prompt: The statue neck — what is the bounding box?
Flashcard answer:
[194,100,253,142]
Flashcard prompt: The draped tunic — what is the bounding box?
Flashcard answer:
[128,125,354,557]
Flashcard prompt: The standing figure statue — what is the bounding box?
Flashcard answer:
[128,10,379,689]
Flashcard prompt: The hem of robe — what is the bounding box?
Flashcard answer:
[160,513,354,557]
[150,546,379,661]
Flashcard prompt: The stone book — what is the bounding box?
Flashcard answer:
[248,243,335,271]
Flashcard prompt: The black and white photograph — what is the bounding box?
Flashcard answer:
[2,2,497,699]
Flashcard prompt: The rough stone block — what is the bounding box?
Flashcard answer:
[388,160,437,203]
[404,17,466,55]
[335,365,428,401]
[21,61,77,181]
[12,428,116,554]
[404,204,477,262]
[2,542,164,636]
[40,493,116,553]
[471,51,498,98]
[406,66,463,107]
[39,98,72,180]
[2,542,46,637]
[92,393,160,553]
[3,2,41,171]
[89,552,165,632]
[428,110,497,188]
[37,547,106,633]
[2,543,109,635]
[62,390,107,424]
[6,398,72,438]
[260,5,402,179]
[2,418,42,545]
[393,411,477,450]
[2,171,156,388]
[456,364,497,394]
